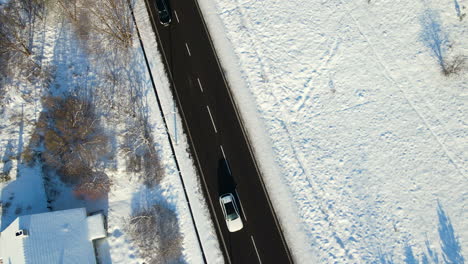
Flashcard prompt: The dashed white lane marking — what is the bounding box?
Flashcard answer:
[197,77,204,92]
[220,145,227,160]
[206,105,217,133]
[185,42,191,56]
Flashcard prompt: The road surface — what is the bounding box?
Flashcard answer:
[142,0,293,263]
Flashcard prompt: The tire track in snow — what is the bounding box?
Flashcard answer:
[344,4,467,180]
[360,5,467,180]
[294,36,341,113]
[229,0,357,261]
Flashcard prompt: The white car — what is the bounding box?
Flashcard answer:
[219,193,244,232]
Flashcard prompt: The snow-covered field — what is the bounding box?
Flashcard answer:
[196,0,467,262]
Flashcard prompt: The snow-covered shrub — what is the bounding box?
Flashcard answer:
[59,0,135,51]
[21,146,36,166]
[0,0,45,79]
[0,172,11,182]
[88,0,135,48]
[73,171,112,200]
[126,204,183,264]
[41,96,111,197]
[57,0,79,22]
[121,113,164,187]
[442,54,466,76]
[0,1,33,57]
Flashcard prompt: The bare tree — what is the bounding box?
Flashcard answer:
[126,204,183,264]
[42,96,110,187]
[122,117,164,187]
[73,171,112,200]
[443,54,466,76]
[0,2,33,57]
[57,0,79,22]
[419,10,465,76]
[0,0,45,57]
[86,0,135,48]
[0,0,48,86]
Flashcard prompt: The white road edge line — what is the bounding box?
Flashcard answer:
[174,10,180,23]
[185,42,191,56]
[220,146,232,175]
[197,77,204,92]
[143,2,231,263]
[235,189,247,221]
[251,235,262,264]
[206,105,217,133]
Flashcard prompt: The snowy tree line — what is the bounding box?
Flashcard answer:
[2,0,183,262]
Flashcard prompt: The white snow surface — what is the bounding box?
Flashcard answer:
[87,213,106,240]
[195,0,468,262]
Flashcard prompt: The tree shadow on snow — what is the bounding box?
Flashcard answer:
[0,162,49,231]
[1,140,14,177]
[419,10,449,71]
[375,201,464,264]
[404,244,417,264]
[0,109,48,231]
[377,247,394,264]
[437,202,465,264]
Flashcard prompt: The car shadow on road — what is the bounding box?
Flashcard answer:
[217,158,247,221]
[217,158,236,196]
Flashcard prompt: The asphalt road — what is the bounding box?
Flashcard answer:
[142,0,293,263]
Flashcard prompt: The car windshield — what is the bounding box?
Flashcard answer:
[225,201,238,221]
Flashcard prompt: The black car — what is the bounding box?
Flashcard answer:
[155,0,172,26]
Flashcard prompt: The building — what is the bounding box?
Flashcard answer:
[0,208,106,264]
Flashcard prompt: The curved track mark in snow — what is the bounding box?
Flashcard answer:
[230,1,358,261]
[344,5,467,180]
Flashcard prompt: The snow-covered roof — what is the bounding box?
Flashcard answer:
[86,213,106,241]
[0,208,106,264]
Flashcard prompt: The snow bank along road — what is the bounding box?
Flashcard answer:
[142,0,293,263]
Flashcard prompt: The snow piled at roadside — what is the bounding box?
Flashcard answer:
[196,0,467,262]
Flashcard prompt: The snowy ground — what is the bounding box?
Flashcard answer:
[1,0,220,263]
[196,0,467,262]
